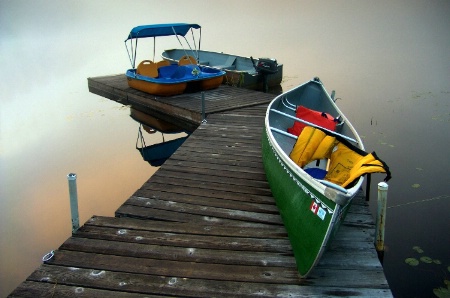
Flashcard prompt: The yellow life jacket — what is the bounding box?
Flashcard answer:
[290,127,326,167]
[289,126,391,188]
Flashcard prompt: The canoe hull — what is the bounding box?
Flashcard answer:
[262,127,345,277]
[221,68,283,90]
[262,78,364,277]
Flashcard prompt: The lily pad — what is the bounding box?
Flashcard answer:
[412,184,421,188]
[433,285,450,298]
[413,246,424,253]
[420,256,433,263]
[433,259,442,265]
[405,258,419,266]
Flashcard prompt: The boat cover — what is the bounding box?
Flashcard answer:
[126,23,201,40]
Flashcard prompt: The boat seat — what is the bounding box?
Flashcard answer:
[156,60,171,68]
[223,65,236,70]
[178,55,197,65]
[137,60,158,78]
[214,56,236,69]
[158,65,180,78]
[171,66,188,79]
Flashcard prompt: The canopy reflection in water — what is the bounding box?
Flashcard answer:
[136,125,187,167]
[130,108,189,167]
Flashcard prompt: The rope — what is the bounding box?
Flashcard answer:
[388,195,449,209]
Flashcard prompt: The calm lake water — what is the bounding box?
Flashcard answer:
[1,1,449,297]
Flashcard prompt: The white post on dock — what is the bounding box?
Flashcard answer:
[67,173,80,233]
[375,182,388,253]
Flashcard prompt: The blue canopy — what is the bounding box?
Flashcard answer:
[126,23,201,40]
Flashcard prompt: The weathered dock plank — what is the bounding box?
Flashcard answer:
[9,79,392,297]
[20,265,390,298]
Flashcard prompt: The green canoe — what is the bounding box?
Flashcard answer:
[262,77,366,277]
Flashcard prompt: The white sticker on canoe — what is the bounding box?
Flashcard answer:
[317,207,326,220]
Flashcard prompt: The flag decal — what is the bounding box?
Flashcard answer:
[310,200,326,220]
[310,201,319,214]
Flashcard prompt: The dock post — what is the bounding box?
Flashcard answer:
[201,92,206,123]
[331,90,336,101]
[375,182,388,262]
[67,173,80,233]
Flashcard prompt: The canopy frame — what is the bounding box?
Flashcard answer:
[124,23,202,69]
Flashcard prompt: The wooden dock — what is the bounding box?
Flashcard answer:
[87,74,276,132]
[9,76,392,297]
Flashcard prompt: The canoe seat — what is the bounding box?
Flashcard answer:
[223,65,236,70]
[137,60,158,78]
[178,55,197,65]
[214,56,236,69]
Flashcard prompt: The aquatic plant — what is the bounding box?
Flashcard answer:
[404,246,449,297]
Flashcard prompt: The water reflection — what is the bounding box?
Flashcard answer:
[131,108,189,167]
[130,108,188,134]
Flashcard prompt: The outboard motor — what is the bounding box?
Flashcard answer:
[251,57,278,92]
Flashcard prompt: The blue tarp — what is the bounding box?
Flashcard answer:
[126,23,201,40]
